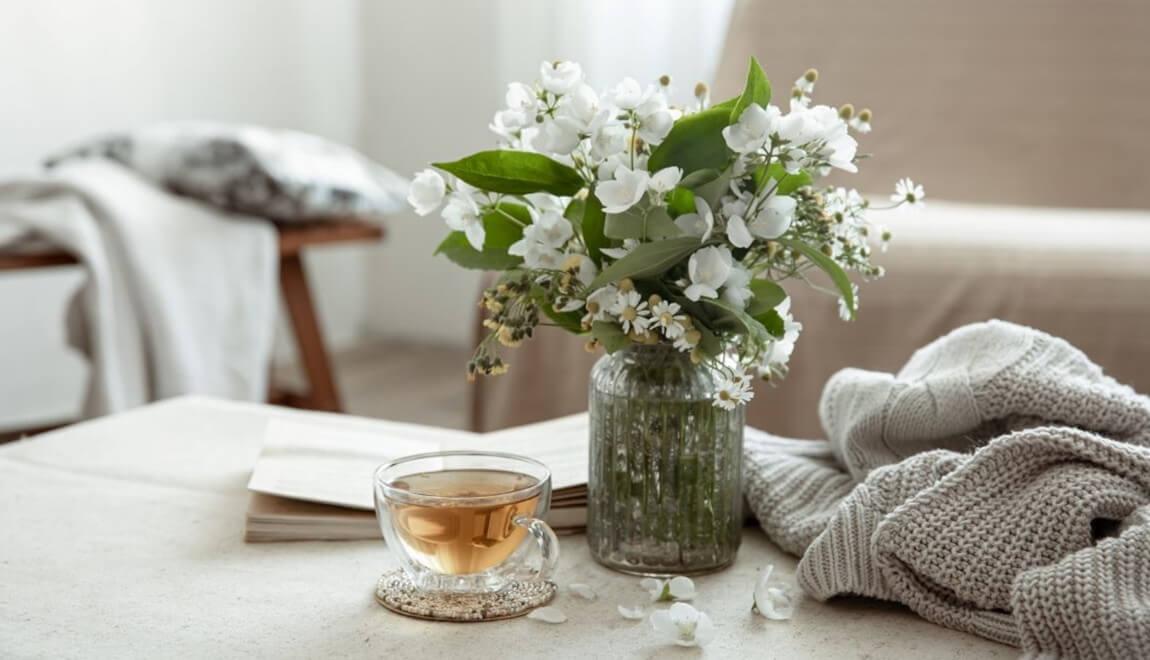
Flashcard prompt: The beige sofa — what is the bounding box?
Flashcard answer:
[471,0,1150,436]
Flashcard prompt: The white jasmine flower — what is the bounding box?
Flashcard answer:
[526,208,575,249]
[674,197,715,241]
[749,194,797,239]
[684,246,733,301]
[600,238,639,261]
[782,147,806,174]
[641,576,697,602]
[756,298,802,379]
[777,107,821,146]
[526,606,568,624]
[610,77,645,110]
[583,284,619,325]
[536,116,584,155]
[560,83,602,129]
[635,91,675,144]
[595,166,650,214]
[539,60,583,95]
[407,169,446,216]
[590,124,628,162]
[568,583,597,601]
[650,603,715,648]
[721,264,753,309]
[714,371,754,409]
[611,289,651,335]
[490,82,539,143]
[891,177,925,207]
[647,166,683,196]
[794,73,815,95]
[722,103,780,154]
[441,189,485,250]
[752,565,796,621]
[838,283,860,321]
[617,604,647,620]
[523,193,568,214]
[517,244,565,270]
[725,215,753,248]
[651,300,688,339]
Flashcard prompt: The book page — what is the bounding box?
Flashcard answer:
[247,414,589,511]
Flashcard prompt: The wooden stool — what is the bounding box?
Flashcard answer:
[0,219,383,430]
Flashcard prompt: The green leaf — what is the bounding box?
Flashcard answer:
[780,238,856,319]
[434,204,528,271]
[589,236,703,290]
[539,301,584,333]
[731,56,772,124]
[695,169,735,208]
[754,163,812,196]
[579,195,607,266]
[711,96,738,112]
[745,280,787,318]
[647,106,732,175]
[757,309,785,338]
[679,168,721,189]
[702,298,772,345]
[666,187,696,218]
[590,321,629,354]
[433,150,584,196]
[604,206,681,240]
[562,198,584,237]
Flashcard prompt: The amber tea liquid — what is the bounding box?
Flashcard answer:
[387,469,541,575]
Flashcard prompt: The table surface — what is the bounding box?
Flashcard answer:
[0,397,1013,659]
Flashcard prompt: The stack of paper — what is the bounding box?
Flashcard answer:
[245,414,589,542]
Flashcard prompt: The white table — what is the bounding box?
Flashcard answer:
[0,397,1013,659]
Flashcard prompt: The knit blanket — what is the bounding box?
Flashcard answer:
[745,320,1150,658]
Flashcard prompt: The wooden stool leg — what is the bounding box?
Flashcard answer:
[279,253,344,413]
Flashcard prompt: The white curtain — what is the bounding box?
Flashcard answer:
[496,0,735,99]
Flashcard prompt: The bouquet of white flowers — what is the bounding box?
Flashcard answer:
[408,58,923,408]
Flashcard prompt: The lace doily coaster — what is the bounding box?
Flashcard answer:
[374,570,557,622]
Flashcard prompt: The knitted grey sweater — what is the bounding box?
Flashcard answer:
[744,321,1150,658]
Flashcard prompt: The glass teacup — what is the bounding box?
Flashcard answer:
[374,451,559,593]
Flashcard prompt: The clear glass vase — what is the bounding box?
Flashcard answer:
[587,344,744,575]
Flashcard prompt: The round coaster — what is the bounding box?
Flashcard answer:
[374,570,557,622]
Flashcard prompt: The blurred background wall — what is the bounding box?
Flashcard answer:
[0,0,734,429]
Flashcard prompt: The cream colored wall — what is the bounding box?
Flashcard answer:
[0,0,365,429]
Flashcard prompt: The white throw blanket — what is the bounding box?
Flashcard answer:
[745,321,1150,659]
[0,160,277,416]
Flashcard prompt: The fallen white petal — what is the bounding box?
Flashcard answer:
[568,583,597,601]
[667,576,696,601]
[527,606,568,624]
[617,604,647,620]
[753,564,796,620]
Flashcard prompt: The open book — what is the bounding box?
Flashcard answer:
[245,414,589,542]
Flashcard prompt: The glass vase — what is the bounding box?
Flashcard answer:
[587,344,744,575]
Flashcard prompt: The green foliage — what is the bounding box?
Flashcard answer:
[647,105,732,175]
[578,195,608,266]
[604,206,681,240]
[433,150,584,196]
[702,298,772,346]
[756,309,785,338]
[745,280,787,317]
[434,204,529,271]
[666,187,697,218]
[730,56,772,123]
[591,321,629,353]
[754,163,812,195]
[780,238,856,319]
[678,168,721,189]
[589,236,703,290]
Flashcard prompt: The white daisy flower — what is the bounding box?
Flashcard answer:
[890,177,925,207]
[713,371,754,410]
[651,300,688,339]
[611,290,651,335]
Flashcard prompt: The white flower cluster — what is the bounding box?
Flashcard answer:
[410,58,926,410]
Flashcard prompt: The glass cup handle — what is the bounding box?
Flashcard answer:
[514,516,559,582]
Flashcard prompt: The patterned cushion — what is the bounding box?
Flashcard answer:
[46,122,409,222]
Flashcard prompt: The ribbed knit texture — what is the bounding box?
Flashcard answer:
[744,321,1150,658]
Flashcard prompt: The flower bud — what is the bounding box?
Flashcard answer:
[659,74,672,87]
[584,339,600,353]
[803,68,819,83]
[838,103,855,120]
[648,294,662,306]
[618,278,635,292]
[689,348,704,365]
[694,82,709,99]
[791,86,804,100]
[858,108,872,122]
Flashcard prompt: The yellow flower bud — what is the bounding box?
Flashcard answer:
[689,348,704,364]
[803,68,819,83]
[838,103,855,120]
[648,294,663,307]
[618,278,635,292]
[694,82,709,99]
[584,339,600,353]
[858,108,873,122]
[659,74,671,87]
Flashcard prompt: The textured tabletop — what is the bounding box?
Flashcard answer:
[0,397,1012,659]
